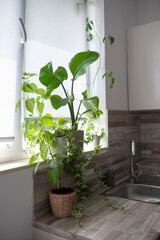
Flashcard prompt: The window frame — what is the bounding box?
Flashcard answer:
[0,0,107,164]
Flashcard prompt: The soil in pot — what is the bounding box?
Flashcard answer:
[51,187,74,194]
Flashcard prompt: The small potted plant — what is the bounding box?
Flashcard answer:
[82,113,105,149]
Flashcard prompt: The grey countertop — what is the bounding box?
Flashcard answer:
[34,189,160,240]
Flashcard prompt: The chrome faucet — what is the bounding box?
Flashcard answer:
[130,139,142,183]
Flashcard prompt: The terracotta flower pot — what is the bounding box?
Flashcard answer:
[49,188,76,218]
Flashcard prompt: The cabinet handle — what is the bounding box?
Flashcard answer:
[19,18,27,44]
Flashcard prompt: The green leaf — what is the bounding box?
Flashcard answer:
[82,96,99,111]
[39,131,44,139]
[22,82,33,93]
[39,62,54,87]
[86,127,90,133]
[36,96,41,103]
[40,140,45,151]
[40,146,49,160]
[41,113,54,126]
[108,35,114,45]
[22,82,37,93]
[29,122,34,130]
[86,33,93,42]
[108,71,113,77]
[30,83,38,92]
[47,66,68,92]
[39,62,68,93]
[47,168,59,187]
[103,36,106,43]
[24,119,30,139]
[33,119,39,128]
[37,88,45,96]
[25,98,35,113]
[55,66,68,81]
[59,154,68,158]
[57,117,68,126]
[82,90,88,99]
[102,72,108,79]
[34,162,41,175]
[45,131,54,145]
[69,51,99,80]
[110,77,115,88]
[50,95,68,110]
[37,102,44,115]
[50,159,57,169]
[15,98,23,112]
[29,153,39,164]
[82,109,97,119]
[27,131,34,141]
[96,109,103,118]
[29,73,37,77]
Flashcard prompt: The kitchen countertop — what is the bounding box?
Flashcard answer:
[34,188,160,240]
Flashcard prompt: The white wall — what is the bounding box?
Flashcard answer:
[127,20,160,110]
[0,168,33,240]
[104,0,137,110]
[104,0,160,110]
[136,0,160,25]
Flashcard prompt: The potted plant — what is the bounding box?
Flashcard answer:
[81,114,105,149]
[16,51,102,219]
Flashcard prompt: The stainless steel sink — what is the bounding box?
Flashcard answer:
[105,183,160,204]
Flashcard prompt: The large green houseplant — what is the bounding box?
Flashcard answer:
[16,50,104,220]
[38,50,102,130]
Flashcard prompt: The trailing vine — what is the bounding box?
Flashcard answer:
[62,133,92,225]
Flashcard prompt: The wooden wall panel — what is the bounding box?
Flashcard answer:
[140,111,160,160]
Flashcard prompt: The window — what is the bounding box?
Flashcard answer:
[0,0,107,163]
[24,0,87,118]
[0,0,26,162]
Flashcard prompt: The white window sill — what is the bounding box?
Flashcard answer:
[0,148,108,175]
[0,159,33,175]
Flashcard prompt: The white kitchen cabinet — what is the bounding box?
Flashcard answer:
[127,20,160,110]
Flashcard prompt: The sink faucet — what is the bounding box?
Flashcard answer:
[130,139,142,183]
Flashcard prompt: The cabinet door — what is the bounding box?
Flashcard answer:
[127,20,160,110]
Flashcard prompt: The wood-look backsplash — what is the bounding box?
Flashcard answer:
[140,110,160,160]
[34,110,141,217]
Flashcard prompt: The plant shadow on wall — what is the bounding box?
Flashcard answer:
[16,20,126,225]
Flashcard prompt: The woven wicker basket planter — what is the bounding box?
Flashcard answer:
[49,189,76,218]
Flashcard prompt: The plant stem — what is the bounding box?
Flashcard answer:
[90,24,102,97]
[70,78,76,128]
[46,70,75,128]
[75,100,82,123]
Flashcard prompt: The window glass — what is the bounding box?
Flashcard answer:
[0,0,24,138]
[0,0,26,162]
[24,0,87,118]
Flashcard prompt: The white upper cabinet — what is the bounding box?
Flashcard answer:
[127,20,160,110]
